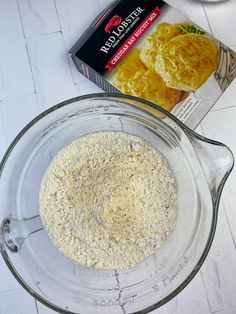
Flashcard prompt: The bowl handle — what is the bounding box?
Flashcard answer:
[0,215,43,253]
[188,133,234,206]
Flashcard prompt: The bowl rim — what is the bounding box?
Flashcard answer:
[0,93,233,314]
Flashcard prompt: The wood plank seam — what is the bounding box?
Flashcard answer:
[202,3,214,36]
[16,0,37,94]
[53,0,76,87]
[222,200,236,251]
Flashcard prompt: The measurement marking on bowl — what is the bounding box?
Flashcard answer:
[152,257,189,292]
[74,106,106,116]
[93,295,136,307]
[153,263,166,273]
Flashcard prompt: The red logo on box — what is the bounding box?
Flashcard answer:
[105,15,123,33]
[105,7,162,71]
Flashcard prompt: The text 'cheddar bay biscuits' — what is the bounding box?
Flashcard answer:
[109,48,146,89]
[140,22,188,70]
[127,70,182,111]
[155,33,218,91]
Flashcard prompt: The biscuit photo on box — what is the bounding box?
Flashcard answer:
[109,48,146,90]
[126,69,182,111]
[140,22,189,70]
[108,52,182,112]
[155,32,219,91]
[107,21,219,114]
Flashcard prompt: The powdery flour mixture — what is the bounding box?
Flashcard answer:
[39,132,177,269]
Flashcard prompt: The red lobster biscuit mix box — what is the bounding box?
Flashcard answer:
[69,0,236,129]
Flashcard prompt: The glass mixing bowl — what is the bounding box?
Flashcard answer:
[0,94,233,314]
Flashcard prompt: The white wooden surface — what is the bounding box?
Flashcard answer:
[0,0,236,313]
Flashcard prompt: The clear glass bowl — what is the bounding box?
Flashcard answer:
[0,94,234,314]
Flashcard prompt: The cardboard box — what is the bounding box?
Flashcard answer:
[69,0,236,129]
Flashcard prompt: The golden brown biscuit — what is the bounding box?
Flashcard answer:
[155,33,218,91]
[140,23,187,70]
[109,48,146,89]
[127,69,182,111]
[151,22,187,41]
[120,81,132,95]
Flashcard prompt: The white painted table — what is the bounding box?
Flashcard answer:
[0,0,236,313]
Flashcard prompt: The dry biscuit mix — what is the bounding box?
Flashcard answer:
[155,33,219,91]
[40,132,177,269]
